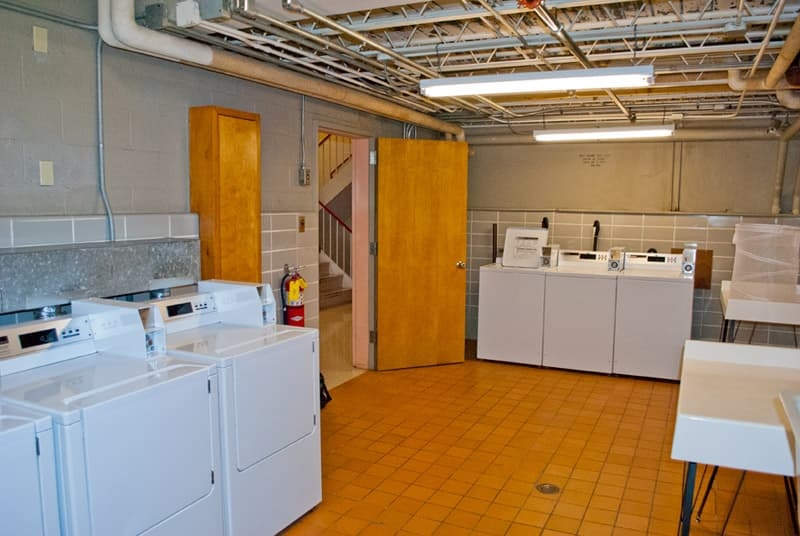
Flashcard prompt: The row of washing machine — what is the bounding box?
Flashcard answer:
[0,280,320,536]
[477,249,694,380]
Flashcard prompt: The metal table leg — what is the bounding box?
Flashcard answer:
[695,465,719,521]
[679,462,697,536]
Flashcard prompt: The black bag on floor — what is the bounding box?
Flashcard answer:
[320,373,332,409]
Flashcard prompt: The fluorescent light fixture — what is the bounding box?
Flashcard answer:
[533,124,675,142]
[420,66,654,97]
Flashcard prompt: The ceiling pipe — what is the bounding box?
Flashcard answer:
[532,4,633,121]
[99,0,465,140]
[280,0,515,118]
[766,14,800,88]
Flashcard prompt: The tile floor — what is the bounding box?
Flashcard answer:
[320,303,365,389]
[284,359,795,535]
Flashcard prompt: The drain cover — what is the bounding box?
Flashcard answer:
[535,483,561,495]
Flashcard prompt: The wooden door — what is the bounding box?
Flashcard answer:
[375,138,468,370]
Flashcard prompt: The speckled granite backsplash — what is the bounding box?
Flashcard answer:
[0,239,199,313]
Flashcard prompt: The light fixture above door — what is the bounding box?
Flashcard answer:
[419,66,655,98]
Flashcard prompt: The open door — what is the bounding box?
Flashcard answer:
[375,138,468,370]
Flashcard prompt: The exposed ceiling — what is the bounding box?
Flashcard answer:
[148,0,800,132]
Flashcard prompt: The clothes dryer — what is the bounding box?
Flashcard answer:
[0,402,59,535]
[0,309,223,536]
[148,281,321,536]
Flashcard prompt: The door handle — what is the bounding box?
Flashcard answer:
[456,261,466,269]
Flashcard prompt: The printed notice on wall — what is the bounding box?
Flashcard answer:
[579,153,610,167]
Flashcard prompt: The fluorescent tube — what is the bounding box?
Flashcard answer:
[533,124,675,142]
[420,66,654,97]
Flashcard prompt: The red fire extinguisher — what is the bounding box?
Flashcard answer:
[281,268,307,326]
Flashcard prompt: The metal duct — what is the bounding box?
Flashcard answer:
[99,0,464,140]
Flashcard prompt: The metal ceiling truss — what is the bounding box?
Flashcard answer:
[150,0,800,127]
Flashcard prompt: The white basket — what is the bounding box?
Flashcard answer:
[732,223,800,284]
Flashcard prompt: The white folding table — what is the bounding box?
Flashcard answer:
[671,340,800,535]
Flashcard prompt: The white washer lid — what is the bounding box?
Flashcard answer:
[0,403,51,434]
[0,353,212,425]
[167,324,315,364]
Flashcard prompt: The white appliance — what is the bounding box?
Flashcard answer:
[502,227,549,268]
[0,402,59,535]
[0,309,224,536]
[543,250,617,373]
[614,252,694,380]
[477,263,545,365]
[148,280,321,536]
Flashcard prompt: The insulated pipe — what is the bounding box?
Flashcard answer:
[766,14,800,88]
[101,0,465,140]
[771,117,800,215]
[792,163,800,214]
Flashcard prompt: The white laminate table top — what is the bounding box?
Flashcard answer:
[721,280,800,324]
[671,340,800,475]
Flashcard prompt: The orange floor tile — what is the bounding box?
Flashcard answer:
[283,359,795,535]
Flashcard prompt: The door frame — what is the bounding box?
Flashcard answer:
[314,122,371,370]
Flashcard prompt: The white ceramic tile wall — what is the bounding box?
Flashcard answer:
[0,213,199,247]
[467,210,800,347]
[261,212,320,329]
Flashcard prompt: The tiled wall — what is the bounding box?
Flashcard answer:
[466,210,800,347]
[0,214,199,247]
[0,211,322,327]
[260,212,320,329]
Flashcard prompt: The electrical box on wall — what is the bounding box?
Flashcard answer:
[298,167,311,187]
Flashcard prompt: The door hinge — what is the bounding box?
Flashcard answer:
[312,341,315,353]
[35,437,40,456]
[369,330,377,344]
[369,242,377,256]
[207,379,211,393]
[211,470,215,485]
[313,414,317,426]
[369,150,377,165]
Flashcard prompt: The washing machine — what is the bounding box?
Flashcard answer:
[613,252,694,380]
[0,402,59,535]
[147,280,321,536]
[543,250,618,373]
[477,263,546,365]
[0,308,224,536]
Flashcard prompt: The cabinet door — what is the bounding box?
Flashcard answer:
[190,106,261,283]
[217,113,261,282]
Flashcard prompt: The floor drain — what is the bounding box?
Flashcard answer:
[535,483,561,495]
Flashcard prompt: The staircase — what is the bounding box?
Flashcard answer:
[319,255,351,309]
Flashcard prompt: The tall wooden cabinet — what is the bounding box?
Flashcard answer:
[189,106,261,283]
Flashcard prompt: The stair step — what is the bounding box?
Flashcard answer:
[319,260,332,276]
[320,288,352,309]
[320,273,344,293]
